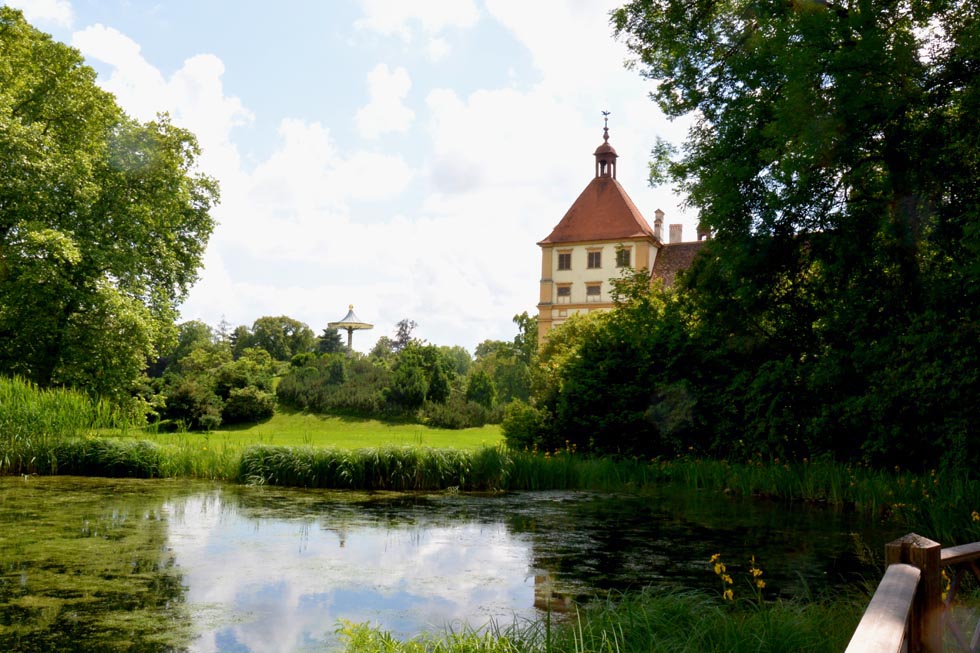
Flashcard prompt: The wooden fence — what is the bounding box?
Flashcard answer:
[845,533,980,653]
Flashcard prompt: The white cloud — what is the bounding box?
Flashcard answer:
[6,0,73,27]
[71,24,253,180]
[355,63,415,139]
[62,2,696,352]
[355,0,479,39]
[427,36,451,61]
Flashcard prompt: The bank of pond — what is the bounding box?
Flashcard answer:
[1,475,893,653]
[4,377,980,651]
[2,448,980,652]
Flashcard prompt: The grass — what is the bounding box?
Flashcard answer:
[114,410,503,451]
[4,375,980,542]
[336,588,864,653]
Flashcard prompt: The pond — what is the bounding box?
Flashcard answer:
[0,476,898,652]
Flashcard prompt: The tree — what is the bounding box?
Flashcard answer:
[393,319,417,352]
[0,8,218,407]
[465,369,497,410]
[317,327,345,354]
[235,316,315,361]
[614,0,980,468]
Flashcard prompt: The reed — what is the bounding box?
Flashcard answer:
[0,376,123,474]
[337,588,863,653]
[237,445,508,490]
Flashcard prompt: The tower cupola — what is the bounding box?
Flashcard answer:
[594,111,618,179]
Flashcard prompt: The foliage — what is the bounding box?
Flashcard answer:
[317,327,345,354]
[277,354,391,416]
[523,0,980,470]
[393,318,418,352]
[464,369,497,409]
[221,386,276,424]
[213,347,276,399]
[384,342,457,410]
[232,315,316,361]
[338,588,861,653]
[420,395,501,430]
[500,400,550,450]
[161,378,223,431]
[0,375,121,474]
[238,445,512,491]
[0,8,218,408]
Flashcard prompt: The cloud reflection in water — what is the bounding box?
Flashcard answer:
[162,491,535,653]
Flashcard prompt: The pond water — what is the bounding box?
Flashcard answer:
[0,476,899,652]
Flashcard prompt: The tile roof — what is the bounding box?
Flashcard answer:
[651,241,707,287]
[537,176,657,245]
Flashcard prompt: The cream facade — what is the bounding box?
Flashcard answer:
[536,125,705,345]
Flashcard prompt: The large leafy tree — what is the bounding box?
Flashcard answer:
[232,316,315,361]
[614,1,980,467]
[0,8,218,406]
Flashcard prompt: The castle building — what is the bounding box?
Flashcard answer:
[536,124,706,344]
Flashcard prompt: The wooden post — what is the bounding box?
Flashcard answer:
[885,533,943,653]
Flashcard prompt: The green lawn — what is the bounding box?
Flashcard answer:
[111,410,503,451]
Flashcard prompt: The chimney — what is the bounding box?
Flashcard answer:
[669,224,683,244]
[654,209,664,241]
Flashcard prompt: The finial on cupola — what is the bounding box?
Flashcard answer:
[594,110,618,179]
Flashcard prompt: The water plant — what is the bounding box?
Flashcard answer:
[336,588,862,653]
[0,376,123,474]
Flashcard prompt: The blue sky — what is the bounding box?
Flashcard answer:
[8,0,695,352]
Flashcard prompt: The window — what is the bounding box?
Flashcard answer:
[556,285,571,304]
[586,284,602,302]
[616,248,631,268]
[587,250,602,269]
[557,252,571,271]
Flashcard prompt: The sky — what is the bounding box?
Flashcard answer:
[7,0,695,353]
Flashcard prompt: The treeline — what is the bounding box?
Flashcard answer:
[503,261,980,473]
[141,314,537,431]
[532,0,980,474]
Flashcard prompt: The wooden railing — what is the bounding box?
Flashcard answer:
[845,533,980,653]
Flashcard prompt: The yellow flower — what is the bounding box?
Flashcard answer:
[723,589,734,601]
[722,574,733,585]
[972,510,979,522]
[755,579,766,589]
[710,553,721,564]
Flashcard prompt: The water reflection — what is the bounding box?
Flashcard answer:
[166,492,534,652]
[0,478,897,653]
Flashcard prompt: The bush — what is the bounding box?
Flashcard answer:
[277,356,391,416]
[222,386,276,424]
[162,380,223,431]
[465,369,497,409]
[501,400,549,449]
[421,396,502,430]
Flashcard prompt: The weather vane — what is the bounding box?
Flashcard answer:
[602,110,610,129]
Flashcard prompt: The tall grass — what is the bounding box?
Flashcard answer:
[4,374,979,542]
[238,445,512,491]
[0,376,121,474]
[337,588,863,653]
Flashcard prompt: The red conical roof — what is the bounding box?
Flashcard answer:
[538,176,656,245]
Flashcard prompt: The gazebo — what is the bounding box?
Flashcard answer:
[327,305,373,352]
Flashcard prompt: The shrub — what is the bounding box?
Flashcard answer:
[222,386,276,424]
[465,369,497,409]
[501,399,549,449]
[163,379,223,431]
[421,396,501,430]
